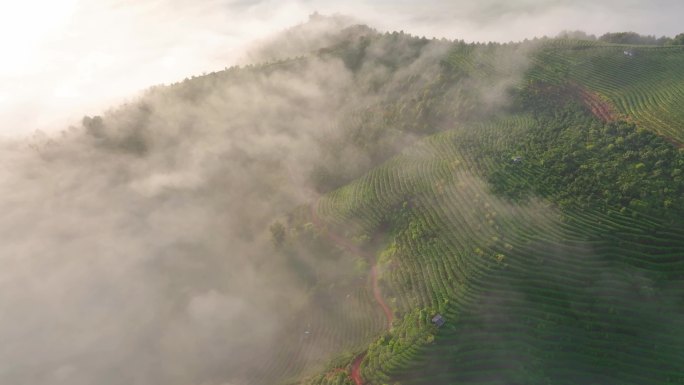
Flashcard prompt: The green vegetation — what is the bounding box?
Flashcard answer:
[288,33,684,385]
[76,24,684,385]
[598,31,673,45]
[528,41,684,143]
[495,92,684,219]
[674,33,684,46]
[307,113,684,384]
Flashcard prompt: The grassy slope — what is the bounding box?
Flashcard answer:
[300,39,684,385]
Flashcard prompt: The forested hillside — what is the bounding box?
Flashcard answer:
[9,16,683,385]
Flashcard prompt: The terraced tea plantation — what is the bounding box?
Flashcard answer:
[528,41,684,144]
[210,34,684,385]
[303,112,684,384]
[280,36,684,384]
[4,13,684,385]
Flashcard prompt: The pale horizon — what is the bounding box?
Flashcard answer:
[1,0,682,137]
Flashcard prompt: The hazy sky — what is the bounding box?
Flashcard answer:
[1,0,682,137]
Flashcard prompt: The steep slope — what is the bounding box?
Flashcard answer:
[34,22,519,385]
[287,37,684,385]
[528,40,684,145]
[153,33,684,385]
[5,19,684,385]
[303,110,684,384]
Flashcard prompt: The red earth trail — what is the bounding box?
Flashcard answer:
[309,203,394,385]
[350,353,366,385]
[569,83,619,123]
[571,85,684,148]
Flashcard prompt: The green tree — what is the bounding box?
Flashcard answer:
[599,31,658,45]
[672,33,684,45]
[82,115,105,138]
[269,221,286,248]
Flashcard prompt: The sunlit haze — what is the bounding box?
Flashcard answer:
[1,0,683,137]
[1,2,684,385]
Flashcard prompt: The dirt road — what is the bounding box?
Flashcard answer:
[310,203,394,385]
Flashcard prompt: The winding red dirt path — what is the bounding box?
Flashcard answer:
[309,203,394,385]
[350,353,366,385]
[569,83,619,123]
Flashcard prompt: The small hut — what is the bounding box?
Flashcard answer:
[432,314,446,327]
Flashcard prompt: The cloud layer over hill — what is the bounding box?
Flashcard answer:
[2,0,683,137]
[0,19,497,384]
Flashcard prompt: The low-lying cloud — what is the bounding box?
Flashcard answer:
[2,0,683,137]
[1,2,682,383]
[0,21,490,384]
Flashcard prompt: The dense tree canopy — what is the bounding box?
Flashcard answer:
[599,31,672,45]
[673,33,684,45]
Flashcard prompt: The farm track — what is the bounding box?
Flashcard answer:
[572,84,619,123]
[350,354,366,385]
[310,203,394,385]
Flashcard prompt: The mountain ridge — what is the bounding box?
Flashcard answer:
[4,16,684,385]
